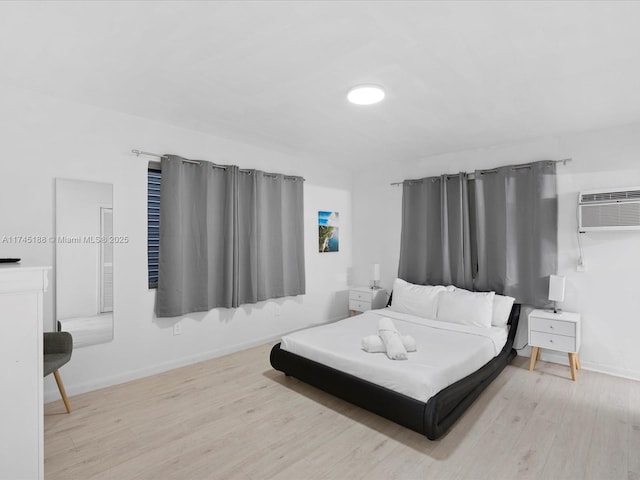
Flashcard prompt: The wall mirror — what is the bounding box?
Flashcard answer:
[55,178,114,347]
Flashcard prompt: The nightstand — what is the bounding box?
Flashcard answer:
[349,287,387,315]
[528,309,581,381]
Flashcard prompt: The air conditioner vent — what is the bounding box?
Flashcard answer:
[581,203,640,229]
[579,187,640,232]
[580,190,640,203]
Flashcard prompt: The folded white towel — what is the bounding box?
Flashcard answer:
[361,334,416,353]
[377,317,407,360]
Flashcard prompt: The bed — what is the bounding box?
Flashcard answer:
[270,290,521,440]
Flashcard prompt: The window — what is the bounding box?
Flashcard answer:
[147,165,161,288]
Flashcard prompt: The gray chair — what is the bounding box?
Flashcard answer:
[44,332,73,413]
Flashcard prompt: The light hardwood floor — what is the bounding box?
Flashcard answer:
[45,343,640,480]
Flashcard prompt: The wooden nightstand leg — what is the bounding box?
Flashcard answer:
[568,353,578,381]
[575,354,581,370]
[529,347,539,371]
[536,348,541,360]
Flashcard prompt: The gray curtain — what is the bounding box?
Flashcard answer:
[397,161,557,306]
[474,161,557,305]
[243,171,306,303]
[157,155,305,317]
[398,173,473,289]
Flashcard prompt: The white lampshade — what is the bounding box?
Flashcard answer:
[373,263,381,282]
[548,275,566,302]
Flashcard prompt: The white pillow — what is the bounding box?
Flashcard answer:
[389,278,445,319]
[436,289,495,329]
[492,294,516,327]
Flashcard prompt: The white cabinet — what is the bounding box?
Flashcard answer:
[349,287,387,315]
[528,309,581,381]
[0,265,49,480]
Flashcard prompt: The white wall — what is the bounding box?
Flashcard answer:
[353,125,640,381]
[0,83,354,401]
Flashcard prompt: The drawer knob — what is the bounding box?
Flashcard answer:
[549,325,554,329]
[549,339,554,343]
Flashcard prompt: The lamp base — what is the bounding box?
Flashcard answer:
[371,280,381,290]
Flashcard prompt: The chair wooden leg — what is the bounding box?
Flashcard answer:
[53,370,71,413]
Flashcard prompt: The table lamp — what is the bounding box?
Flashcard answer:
[372,263,381,289]
[548,275,565,314]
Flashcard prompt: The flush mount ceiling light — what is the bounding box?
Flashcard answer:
[347,84,385,105]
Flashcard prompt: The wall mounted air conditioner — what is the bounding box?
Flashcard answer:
[578,187,640,232]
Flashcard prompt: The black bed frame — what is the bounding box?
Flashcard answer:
[270,303,521,440]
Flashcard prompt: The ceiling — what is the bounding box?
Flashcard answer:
[2,1,640,169]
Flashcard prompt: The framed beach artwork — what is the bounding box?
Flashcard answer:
[318,211,339,253]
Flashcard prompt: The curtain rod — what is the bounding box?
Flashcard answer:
[132,149,305,181]
[389,158,572,186]
[132,149,168,160]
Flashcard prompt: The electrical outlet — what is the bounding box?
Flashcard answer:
[173,322,182,335]
[576,258,587,272]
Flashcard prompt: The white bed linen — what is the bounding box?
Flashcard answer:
[280,308,508,402]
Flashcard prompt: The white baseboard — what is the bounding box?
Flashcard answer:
[517,346,640,382]
[44,316,348,404]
